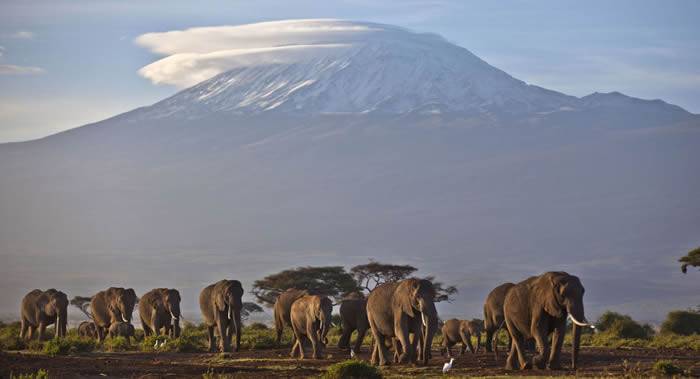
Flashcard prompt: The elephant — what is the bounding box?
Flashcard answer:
[19,289,68,340]
[108,321,135,343]
[441,319,482,357]
[78,321,99,339]
[366,278,438,366]
[289,294,333,359]
[503,271,591,370]
[483,282,515,356]
[273,288,308,346]
[337,293,369,353]
[90,287,138,342]
[199,279,244,352]
[140,288,182,338]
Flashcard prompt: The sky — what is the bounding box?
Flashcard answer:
[0,0,699,142]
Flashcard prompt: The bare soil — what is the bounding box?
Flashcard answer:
[1,346,698,378]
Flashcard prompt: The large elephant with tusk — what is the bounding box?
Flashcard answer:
[140,288,182,338]
[90,287,138,342]
[199,279,244,352]
[503,271,592,370]
[366,278,439,366]
[20,289,69,340]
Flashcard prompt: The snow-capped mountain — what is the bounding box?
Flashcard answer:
[0,20,698,322]
[140,24,575,117]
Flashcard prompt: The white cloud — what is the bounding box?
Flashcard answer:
[0,64,45,75]
[9,31,34,39]
[135,19,392,88]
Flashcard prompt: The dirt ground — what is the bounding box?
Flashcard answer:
[1,346,698,378]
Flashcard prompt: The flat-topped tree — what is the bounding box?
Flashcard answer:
[350,261,457,302]
[252,266,360,306]
[680,246,700,274]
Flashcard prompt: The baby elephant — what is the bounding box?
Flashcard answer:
[441,318,483,357]
[108,322,135,343]
[78,321,99,339]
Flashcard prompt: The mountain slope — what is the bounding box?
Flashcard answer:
[0,20,698,322]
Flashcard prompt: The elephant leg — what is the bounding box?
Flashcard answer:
[96,326,105,343]
[462,332,475,354]
[492,329,500,360]
[290,338,301,358]
[38,323,46,341]
[505,337,518,370]
[548,323,566,369]
[307,321,321,359]
[394,317,412,363]
[19,319,28,340]
[531,324,550,370]
[485,328,494,353]
[476,334,482,353]
[392,338,400,363]
[143,323,153,337]
[207,325,216,352]
[368,315,389,366]
[354,326,367,354]
[27,325,35,340]
[338,325,353,350]
[216,312,229,352]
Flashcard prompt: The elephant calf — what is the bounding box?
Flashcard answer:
[290,294,332,359]
[441,318,482,357]
[78,321,99,339]
[108,322,135,343]
[338,293,369,353]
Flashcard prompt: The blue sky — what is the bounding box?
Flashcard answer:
[1,0,699,142]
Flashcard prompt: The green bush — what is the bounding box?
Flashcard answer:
[141,332,204,353]
[595,311,653,339]
[322,360,382,379]
[42,335,95,356]
[0,322,26,351]
[660,310,700,336]
[104,336,131,352]
[247,322,268,330]
[11,369,49,379]
[240,328,277,349]
[141,335,171,352]
[652,360,684,376]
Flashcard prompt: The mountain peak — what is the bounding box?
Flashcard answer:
[137,19,576,119]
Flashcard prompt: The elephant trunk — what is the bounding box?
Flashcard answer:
[567,301,589,369]
[421,302,438,365]
[572,323,582,369]
[169,304,181,338]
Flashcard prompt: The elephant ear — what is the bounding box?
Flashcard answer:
[540,273,564,317]
[215,289,227,312]
[397,280,417,318]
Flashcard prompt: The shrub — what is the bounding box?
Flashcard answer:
[322,360,383,379]
[660,310,700,336]
[247,322,268,330]
[42,335,95,356]
[240,329,276,349]
[141,332,204,353]
[104,336,131,352]
[595,311,653,339]
[11,369,49,379]
[0,322,26,351]
[652,360,684,376]
[141,335,171,352]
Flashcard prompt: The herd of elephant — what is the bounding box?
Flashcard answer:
[18,271,592,370]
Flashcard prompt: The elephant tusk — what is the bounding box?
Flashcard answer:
[170,312,178,321]
[122,314,129,323]
[568,314,595,329]
[421,312,428,328]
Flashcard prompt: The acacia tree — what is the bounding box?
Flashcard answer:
[252,266,360,306]
[241,302,264,321]
[680,246,700,274]
[350,261,418,292]
[70,296,93,319]
[350,260,458,302]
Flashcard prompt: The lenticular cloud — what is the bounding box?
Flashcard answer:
[136,19,391,88]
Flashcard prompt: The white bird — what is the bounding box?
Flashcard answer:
[161,340,167,347]
[350,348,356,359]
[153,340,159,349]
[442,358,454,374]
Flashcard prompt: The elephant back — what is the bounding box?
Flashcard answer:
[274,288,308,325]
[20,289,47,325]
